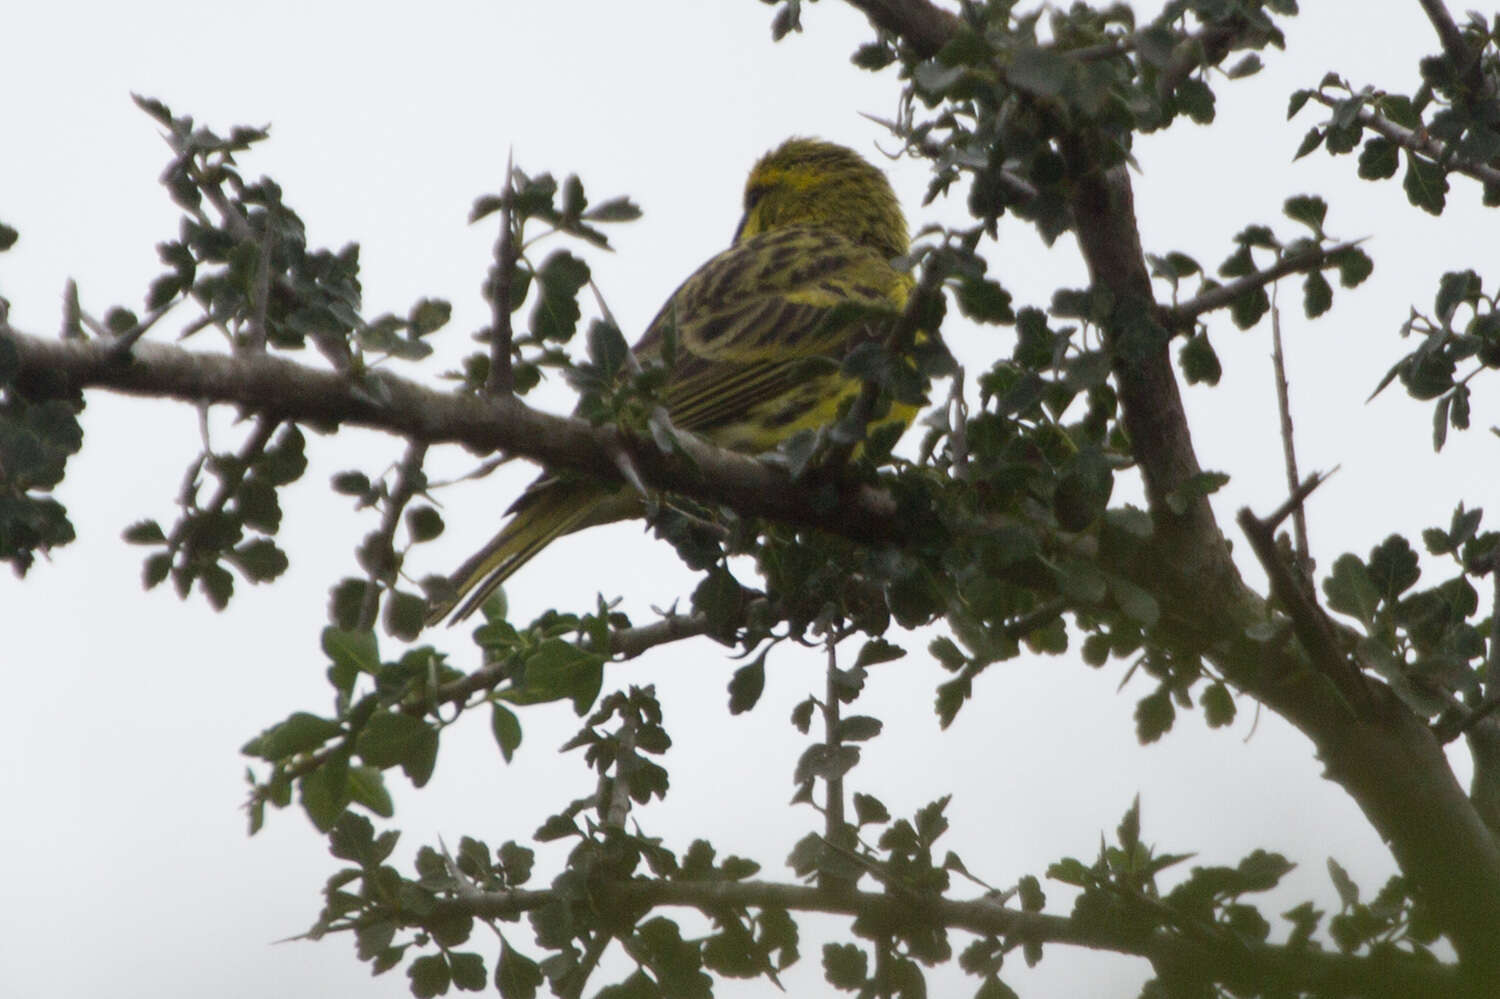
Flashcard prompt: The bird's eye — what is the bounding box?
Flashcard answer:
[743,183,769,214]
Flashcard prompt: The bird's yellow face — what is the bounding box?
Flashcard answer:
[733,139,909,261]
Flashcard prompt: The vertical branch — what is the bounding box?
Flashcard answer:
[1269,285,1310,568]
[820,635,850,892]
[1416,0,1486,93]
[1465,557,1500,835]
[245,225,274,354]
[485,151,518,396]
[605,705,638,831]
[166,417,277,568]
[356,441,430,631]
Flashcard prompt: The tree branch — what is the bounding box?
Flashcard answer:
[1416,0,1487,96]
[423,877,1459,997]
[1163,240,1363,327]
[1,326,912,545]
[842,0,958,59]
[1309,91,1500,188]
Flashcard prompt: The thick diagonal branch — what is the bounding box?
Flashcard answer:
[829,0,1500,975]
[3,327,909,545]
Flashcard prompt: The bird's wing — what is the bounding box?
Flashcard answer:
[631,225,910,445]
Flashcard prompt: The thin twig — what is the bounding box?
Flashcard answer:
[604,706,637,831]
[486,151,517,396]
[356,441,430,631]
[245,225,274,354]
[1268,283,1309,568]
[820,636,851,893]
[1237,481,1372,716]
[564,932,613,999]
[165,417,278,567]
[1164,240,1364,327]
[105,301,176,364]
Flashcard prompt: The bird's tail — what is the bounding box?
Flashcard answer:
[425,480,611,626]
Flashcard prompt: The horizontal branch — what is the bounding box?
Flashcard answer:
[1163,240,1364,327]
[430,611,712,710]
[426,877,1458,997]
[2,327,910,544]
[1310,91,1500,188]
[843,0,957,59]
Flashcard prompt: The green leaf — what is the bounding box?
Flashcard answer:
[854,638,906,668]
[530,250,590,343]
[836,716,884,742]
[728,650,767,715]
[406,506,444,543]
[1403,152,1448,215]
[955,276,1014,323]
[508,638,605,715]
[1283,195,1327,232]
[243,711,343,760]
[231,538,288,582]
[1135,688,1175,743]
[408,954,451,999]
[497,943,543,999]
[356,712,440,786]
[790,697,816,734]
[299,753,351,831]
[1226,53,1262,79]
[853,792,890,826]
[1007,46,1071,98]
[450,952,487,992]
[347,764,394,817]
[1357,138,1399,180]
[1367,535,1420,600]
[1165,471,1230,515]
[1109,575,1159,627]
[1230,286,1271,329]
[1328,857,1359,908]
[692,566,745,641]
[0,222,17,251]
[823,942,868,990]
[1303,269,1333,319]
[1324,554,1380,624]
[586,318,630,378]
[384,589,428,641]
[323,627,380,673]
[852,41,896,70]
[1178,332,1222,386]
[1293,126,1325,160]
[928,636,967,671]
[1202,682,1236,727]
[122,519,166,544]
[408,298,452,337]
[1176,78,1216,124]
[1053,448,1113,532]
[332,471,372,496]
[490,703,522,763]
[1018,874,1045,911]
[583,196,642,223]
[1332,247,1374,288]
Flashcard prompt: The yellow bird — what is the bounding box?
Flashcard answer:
[429,138,919,624]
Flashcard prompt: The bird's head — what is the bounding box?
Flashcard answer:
[734,138,908,260]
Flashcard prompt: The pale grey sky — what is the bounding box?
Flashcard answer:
[2,2,1493,997]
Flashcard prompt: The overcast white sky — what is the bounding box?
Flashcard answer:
[3,2,1496,997]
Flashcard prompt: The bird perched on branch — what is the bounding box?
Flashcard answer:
[428,138,921,624]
